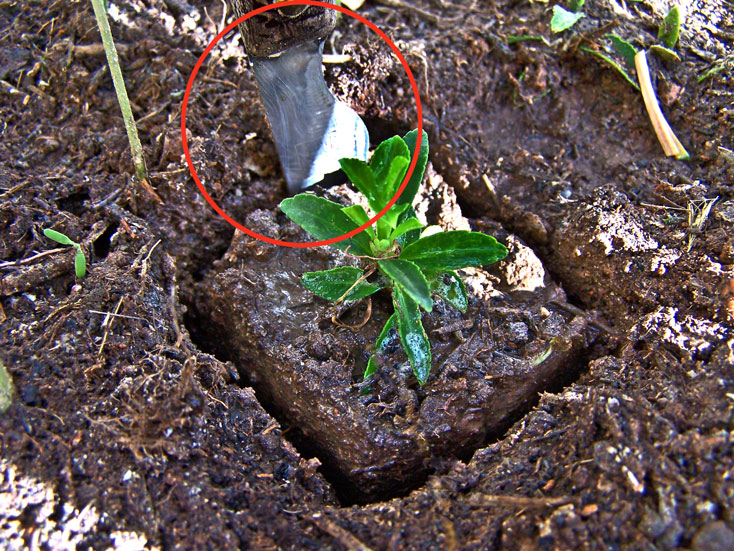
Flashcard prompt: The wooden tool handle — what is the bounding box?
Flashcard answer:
[227,1,337,58]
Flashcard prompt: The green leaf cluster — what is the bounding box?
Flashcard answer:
[43,228,87,278]
[281,130,508,385]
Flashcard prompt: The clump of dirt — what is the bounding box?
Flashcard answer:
[189,174,593,502]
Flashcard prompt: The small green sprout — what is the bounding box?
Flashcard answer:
[43,228,87,278]
[281,131,508,385]
[658,6,681,50]
[0,360,14,414]
[551,6,584,33]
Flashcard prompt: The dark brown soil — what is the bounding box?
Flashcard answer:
[1,1,732,550]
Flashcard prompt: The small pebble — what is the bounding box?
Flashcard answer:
[691,521,734,551]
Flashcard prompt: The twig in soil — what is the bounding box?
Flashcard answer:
[0,248,65,268]
[467,493,574,508]
[332,297,373,330]
[548,300,618,338]
[97,296,124,357]
[686,197,718,252]
[140,239,161,279]
[635,50,689,160]
[309,513,374,551]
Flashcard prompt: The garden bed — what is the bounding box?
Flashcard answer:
[1,1,732,549]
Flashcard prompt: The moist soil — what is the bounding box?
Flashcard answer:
[1,1,733,550]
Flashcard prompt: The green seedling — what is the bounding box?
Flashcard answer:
[0,360,14,414]
[658,6,681,49]
[43,229,87,278]
[281,130,508,385]
[90,0,147,182]
[568,0,585,12]
[550,6,584,33]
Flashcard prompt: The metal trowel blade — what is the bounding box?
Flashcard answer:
[251,40,369,194]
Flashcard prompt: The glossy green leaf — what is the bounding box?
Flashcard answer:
[340,157,377,204]
[389,217,424,243]
[427,271,468,313]
[379,155,410,211]
[280,194,372,256]
[397,129,429,206]
[606,33,637,68]
[658,6,681,49]
[376,201,410,238]
[74,248,87,278]
[399,231,508,272]
[341,205,375,240]
[43,228,76,246]
[364,313,397,380]
[378,258,432,312]
[551,6,584,33]
[393,286,431,384]
[302,267,381,302]
[369,135,410,186]
[396,206,422,247]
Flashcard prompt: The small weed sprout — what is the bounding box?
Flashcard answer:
[281,131,508,385]
[43,229,87,278]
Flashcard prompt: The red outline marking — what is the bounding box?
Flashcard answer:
[181,0,423,248]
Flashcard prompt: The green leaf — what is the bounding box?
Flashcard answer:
[301,267,381,302]
[74,248,87,278]
[364,313,397,380]
[649,44,680,62]
[658,6,681,49]
[397,129,429,206]
[551,6,584,33]
[370,135,410,184]
[379,155,410,211]
[43,228,76,246]
[579,46,641,91]
[393,286,431,384]
[378,258,432,312]
[280,194,372,256]
[369,136,410,207]
[396,207,422,248]
[340,158,377,204]
[389,217,424,243]
[569,0,585,12]
[341,205,375,240]
[376,201,410,239]
[606,33,637,69]
[427,271,468,313]
[399,230,508,272]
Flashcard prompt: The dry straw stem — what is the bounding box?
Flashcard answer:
[90,0,148,182]
[635,50,689,160]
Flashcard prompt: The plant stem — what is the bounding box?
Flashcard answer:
[90,0,147,182]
